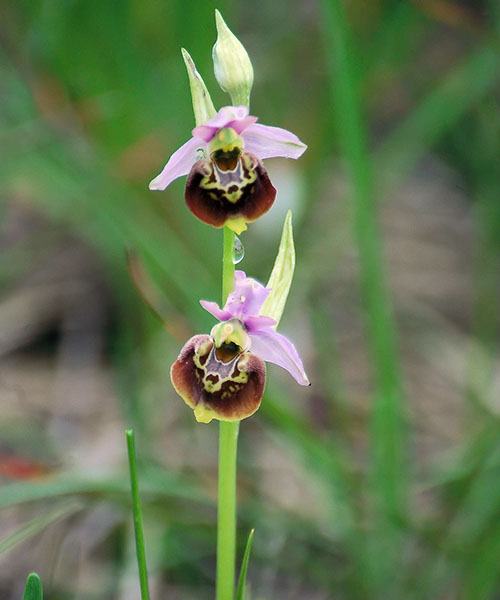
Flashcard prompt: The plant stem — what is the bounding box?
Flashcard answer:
[222,226,236,300]
[217,420,240,600]
[216,226,240,600]
[126,429,150,600]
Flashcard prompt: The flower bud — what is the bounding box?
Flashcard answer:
[212,10,254,108]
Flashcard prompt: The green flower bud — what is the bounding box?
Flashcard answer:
[212,10,254,108]
[181,48,216,126]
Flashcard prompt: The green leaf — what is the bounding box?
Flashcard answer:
[181,48,216,126]
[260,211,295,326]
[0,502,81,556]
[0,471,204,510]
[22,573,43,600]
[321,1,407,594]
[126,429,150,600]
[236,528,254,600]
[460,517,500,600]
[377,46,500,194]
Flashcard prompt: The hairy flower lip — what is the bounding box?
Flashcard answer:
[185,151,276,233]
[170,334,266,423]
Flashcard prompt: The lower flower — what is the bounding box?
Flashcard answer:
[171,334,266,423]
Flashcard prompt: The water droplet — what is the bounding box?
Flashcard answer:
[232,235,245,264]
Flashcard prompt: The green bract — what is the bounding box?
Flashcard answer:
[181,48,216,127]
[261,210,296,326]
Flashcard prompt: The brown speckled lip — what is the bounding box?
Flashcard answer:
[185,152,276,229]
[170,334,266,422]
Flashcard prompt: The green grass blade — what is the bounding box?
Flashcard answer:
[0,503,80,555]
[126,430,151,600]
[0,469,204,509]
[377,46,500,192]
[236,529,254,600]
[411,422,500,599]
[22,573,43,600]
[262,385,356,535]
[460,517,500,600]
[320,0,408,593]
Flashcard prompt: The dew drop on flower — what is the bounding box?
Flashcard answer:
[232,235,245,264]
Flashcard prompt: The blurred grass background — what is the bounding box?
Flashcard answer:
[1,0,500,598]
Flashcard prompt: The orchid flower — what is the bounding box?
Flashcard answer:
[149,106,307,234]
[171,271,309,423]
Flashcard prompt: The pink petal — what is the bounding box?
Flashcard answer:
[242,123,307,160]
[192,106,257,142]
[244,315,277,331]
[200,300,233,322]
[248,328,310,386]
[149,137,203,191]
[209,106,249,127]
[224,272,270,318]
[192,124,220,143]
[229,115,258,135]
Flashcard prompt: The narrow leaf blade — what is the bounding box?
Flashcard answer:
[22,573,43,600]
[0,502,81,556]
[236,528,255,600]
[126,429,151,600]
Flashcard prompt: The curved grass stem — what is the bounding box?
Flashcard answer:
[126,429,150,600]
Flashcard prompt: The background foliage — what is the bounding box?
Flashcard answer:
[1,1,500,599]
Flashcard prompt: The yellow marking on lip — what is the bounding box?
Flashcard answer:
[194,404,215,423]
[226,217,247,235]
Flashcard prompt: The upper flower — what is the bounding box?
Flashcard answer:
[149,106,307,234]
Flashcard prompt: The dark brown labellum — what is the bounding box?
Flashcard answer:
[170,334,266,423]
[185,152,276,229]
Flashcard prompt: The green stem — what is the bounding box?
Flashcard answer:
[216,226,240,600]
[222,226,236,300]
[217,420,240,600]
[126,429,150,600]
